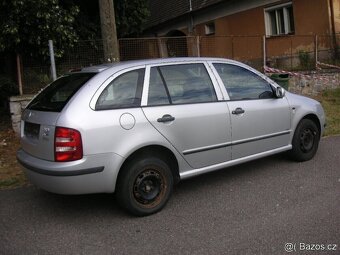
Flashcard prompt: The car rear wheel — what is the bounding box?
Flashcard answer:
[116,156,173,216]
[290,118,320,162]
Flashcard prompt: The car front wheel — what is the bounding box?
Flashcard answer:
[290,118,320,162]
[116,156,173,216]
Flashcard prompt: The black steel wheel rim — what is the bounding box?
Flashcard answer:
[133,169,164,205]
[299,128,315,152]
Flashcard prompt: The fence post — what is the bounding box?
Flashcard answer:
[16,54,23,96]
[48,40,57,81]
[231,36,234,59]
[262,35,266,69]
[196,36,200,57]
[157,38,162,58]
[290,37,293,70]
[157,38,168,58]
[315,35,318,69]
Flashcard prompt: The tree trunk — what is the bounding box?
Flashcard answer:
[98,0,120,62]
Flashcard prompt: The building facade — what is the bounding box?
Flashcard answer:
[146,0,338,37]
[140,0,340,67]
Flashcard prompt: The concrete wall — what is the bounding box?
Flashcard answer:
[195,6,265,61]
[294,0,331,35]
[332,0,340,33]
[9,95,34,135]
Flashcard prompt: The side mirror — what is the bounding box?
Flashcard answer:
[275,87,285,98]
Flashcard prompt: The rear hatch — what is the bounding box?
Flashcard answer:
[21,73,96,161]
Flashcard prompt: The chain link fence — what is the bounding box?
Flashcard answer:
[19,34,340,94]
[21,39,105,94]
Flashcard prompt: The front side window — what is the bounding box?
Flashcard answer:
[96,69,145,110]
[213,63,274,100]
[148,63,217,105]
[265,3,294,36]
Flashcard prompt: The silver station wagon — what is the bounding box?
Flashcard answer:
[17,57,325,216]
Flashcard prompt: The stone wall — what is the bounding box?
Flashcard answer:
[267,70,340,95]
[287,71,340,95]
[9,95,35,135]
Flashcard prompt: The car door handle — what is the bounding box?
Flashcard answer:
[157,114,175,123]
[232,107,245,115]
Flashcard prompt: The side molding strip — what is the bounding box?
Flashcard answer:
[183,130,291,155]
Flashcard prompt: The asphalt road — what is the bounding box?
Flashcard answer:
[1,136,339,255]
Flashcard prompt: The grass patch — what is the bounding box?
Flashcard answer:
[0,176,28,190]
[0,111,29,190]
[0,177,20,187]
[313,88,340,136]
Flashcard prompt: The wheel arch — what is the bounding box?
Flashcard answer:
[301,113,321,136]
[292,112,321,136]
[116,145,180,186]
[289,113,321,162]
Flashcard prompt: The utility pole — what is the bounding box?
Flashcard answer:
[98,0,120,62]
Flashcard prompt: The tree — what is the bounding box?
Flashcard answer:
[0,0,80,58]
[99,0,119,62]
[61,0,101,41]
[0,0,150,58]
[115,0,150,38]
[63,0,150,39]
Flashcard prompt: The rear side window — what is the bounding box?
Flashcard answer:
[27,73,96,112]
[148,64,217,105]
[96,69,145,110]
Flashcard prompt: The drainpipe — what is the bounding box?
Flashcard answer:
[188,0,194,34]
[329,0,337,58]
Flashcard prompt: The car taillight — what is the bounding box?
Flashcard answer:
[55,127,83,162]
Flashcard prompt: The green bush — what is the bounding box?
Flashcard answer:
[298,50,312,70]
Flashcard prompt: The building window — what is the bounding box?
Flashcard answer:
[265,3,294,36]
[205,22,215,35]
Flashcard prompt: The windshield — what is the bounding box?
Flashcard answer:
[27,73,96,112]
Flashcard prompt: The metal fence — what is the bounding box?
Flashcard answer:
[21,39,105,94]
[19,34,340,94]
[265,35,338,70]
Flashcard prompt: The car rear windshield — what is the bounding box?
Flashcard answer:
[27,73,96,112]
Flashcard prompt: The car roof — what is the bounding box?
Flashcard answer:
[80,57,235,73]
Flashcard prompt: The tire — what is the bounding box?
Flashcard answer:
[116,156,173,216]
[290,118,320,162]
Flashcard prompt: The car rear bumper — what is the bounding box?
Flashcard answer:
[17,149,123,195]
